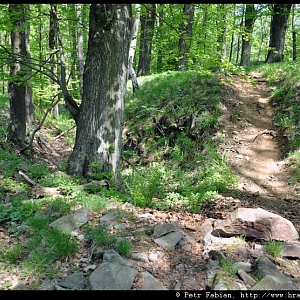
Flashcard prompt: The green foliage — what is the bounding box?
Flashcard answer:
[115,239,133,258]
[88,162,113,181]
[0,201,39,236]
[0,148,23,177]
[86,224,116,246]
[28,163,50,180]
[219,256,238,278]
[0,244,22,264]
[24,223,78,265]
[123,167,162,207]
[123,71,237,212]
[287,150,300,183]
[85,223,134,258]
[39,171,79,188]
[265,240,282,258]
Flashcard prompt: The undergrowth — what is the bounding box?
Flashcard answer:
[2,61,300,288]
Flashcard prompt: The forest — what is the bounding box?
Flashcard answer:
[1,3,300,290]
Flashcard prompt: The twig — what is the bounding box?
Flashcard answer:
[37,136,59,157]
[18,170,36,186]
[54,124,76,139]
[19,95,60,154]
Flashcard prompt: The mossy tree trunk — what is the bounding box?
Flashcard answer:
[68,4,132,186]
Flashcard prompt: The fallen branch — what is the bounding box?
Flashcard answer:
[18,170,36,186]
[54,124,76,139]
[37,136,59,157]
[29,180,109,199]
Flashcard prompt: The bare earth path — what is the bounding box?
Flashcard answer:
[206,72,300,232]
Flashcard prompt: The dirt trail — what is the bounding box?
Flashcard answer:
[213,72,300,231]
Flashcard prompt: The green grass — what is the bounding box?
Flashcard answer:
[219,256,238,278]
[86,224,116,246]
[85,224,134,258]
[265,239,282,258]
[123,70,237,212]
[115,239,133,258]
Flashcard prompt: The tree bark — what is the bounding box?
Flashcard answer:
[68,4,132,185]
[156,4,164,73]
[177,4,194,71]
[240,4,257,67]
[217,4,228,63]
[137,4,156,77]
[24,7,35,130]
[76,4,85,100]
[128,5,139,92]
[265,4,292,63]
[49,4,59,118]
[7,4,28,147]
[292,4,297,61]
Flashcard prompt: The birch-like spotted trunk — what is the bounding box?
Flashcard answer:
[76,3,85,99]
[68,4,132,184]
[128,7,139,92]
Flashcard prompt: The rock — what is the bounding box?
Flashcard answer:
[250,275,296,290]
[281,243,300,258]
[36,205,300,291]
[153,231,183,249]
[50,208,90,232]
[39,279,57,290]
[152,221,180,238]
[251,256,293,289]
[99,210,120,223]
[139,271,168,290]
[214,207,299,241]
[131,252,149,262]
[57,273,86,290]
[11,282,27,290]
[237,268,256,286]
[89,249,138,290]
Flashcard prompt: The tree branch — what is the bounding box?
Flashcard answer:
[19,94,61,154]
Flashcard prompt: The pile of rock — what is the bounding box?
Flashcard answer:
[11,206,300,290]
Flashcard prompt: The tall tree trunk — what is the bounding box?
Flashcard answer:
[229,5,237,63]
[156,4,164,73]
[257,14,267,61]
[68,4,132,185]
[76,4,84,100]
[38,5,44,109]
[240,4,257,67]
[128,4,139,92]
[217,4,227,63]
[236,5,245,64]
[7,4,28,147]
[24,5,35,130]
[177,4,194,71]
[68,4,78,95]
[265,4,292,63]
[137,4,156,76]
[49,4,59,117]
[51,4,79,122]
[292,4,297,61]
[1,32,9,95]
